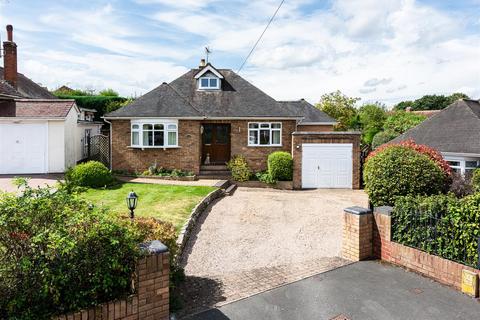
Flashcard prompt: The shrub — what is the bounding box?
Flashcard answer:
[255,171,276,184]
[472,168,480,192]
[392,193,480,267]
[368,139,451,177]
[383,111,426,134]
[371,130,399,149]
[267,151,293,181]
[0,181,142,319]
[364,145,448,206]
[56,95,128,120]
[133,217,178,259]
[65,161,113,188]
[227,155,251,182]
[449,172,473,198]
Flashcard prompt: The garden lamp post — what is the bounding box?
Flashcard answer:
[126,191,138,220]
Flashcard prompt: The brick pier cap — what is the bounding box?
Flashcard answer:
[140,240,168,254]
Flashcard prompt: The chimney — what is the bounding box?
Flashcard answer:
[200,58,206,67]
[3,25,18,88]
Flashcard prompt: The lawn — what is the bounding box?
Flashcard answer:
[80,182,216,231]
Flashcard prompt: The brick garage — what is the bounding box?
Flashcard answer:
[110,119,296,175]
[291,132,361,189]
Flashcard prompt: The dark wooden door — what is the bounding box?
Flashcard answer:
[202,124,231,164]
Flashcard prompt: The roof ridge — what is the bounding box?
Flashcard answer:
[164,82,204,116]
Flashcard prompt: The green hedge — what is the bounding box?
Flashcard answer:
[65,161,113,188]
[57,95,127,120]
[267,151,293,181]
[364,146,447,206]
[393,193,480,268]
[0,180,143,319]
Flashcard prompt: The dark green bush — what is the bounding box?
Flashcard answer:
[371,130,399,149]
[267,151,293,181]
[471,168,480,192]
[392,193,480,267]
[227,155,252,182]
[56,95,128,120]
[363,146,447,206]
[255,171,276,184]
[0,180,143,319]
[66,161,113,188]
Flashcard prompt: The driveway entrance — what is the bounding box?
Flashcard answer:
[177,187,368,317]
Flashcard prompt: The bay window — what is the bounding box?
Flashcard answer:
[445,157,480,176]
[248,122,282,146]
[131,120,178,148]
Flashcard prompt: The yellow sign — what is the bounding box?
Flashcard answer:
[461,269,478,297]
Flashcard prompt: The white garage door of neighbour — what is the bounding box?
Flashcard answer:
[0,123,47,174]
[302,143,353,189]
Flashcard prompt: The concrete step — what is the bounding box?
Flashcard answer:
[198,174,232,180]
[200,165,228,171]
[213,179,231,189]
[199,170,231,176]
[225,183,237,196]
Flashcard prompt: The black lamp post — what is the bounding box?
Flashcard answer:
[126,191,138,220]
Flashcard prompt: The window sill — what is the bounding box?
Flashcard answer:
[247,145,282,148]
[128,146,181,150]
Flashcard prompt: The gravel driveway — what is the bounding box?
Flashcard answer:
[178,187,368,317]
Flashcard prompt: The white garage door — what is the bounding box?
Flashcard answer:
[302,143,353,189]
[0,123,47,174]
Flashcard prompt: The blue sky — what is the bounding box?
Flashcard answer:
[0,0,479,105]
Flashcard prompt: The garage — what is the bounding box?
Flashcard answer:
[301,143,353,188]
[292,132,361,189]
[0,123,48,174]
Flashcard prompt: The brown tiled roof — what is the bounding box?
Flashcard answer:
[14,99,76,118]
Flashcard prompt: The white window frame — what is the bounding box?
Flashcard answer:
[198,76,221,90]
[130,119,178,149]
[247,122,282,147]
[444,156,480,176]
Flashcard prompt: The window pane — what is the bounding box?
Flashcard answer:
[201,78,209,87]
[143,124,153,130]
[272,130,281,144]
[132,124,139,130]
[260,123,270,128]
[249,130,258,145]
[154,131,164,146]
[168,132,177,146]
[209,78,217,88]
[143,130,153,146]
[271,123,281,129]
[167,124,177,130]
[466,161,478,168]
[260,130,270,145]
[154,124,164,130]
[249,123,259,129]
[132,131,139,145]
[448,161,460,167]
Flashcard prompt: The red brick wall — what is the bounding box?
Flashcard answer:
[296,124,334,132]
[342,211,373,261]
[111,119,296,174]
[3,40,17,88]
[291,132,361,189]
[54,249,169,320]
[373,210,480,290]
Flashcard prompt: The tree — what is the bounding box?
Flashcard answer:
[394,93,469,111]
[315,90,360,131]
[105,98,133,113]
[383,111,426,134]
[99,88,120,97]
[393,100,413,111]
[358,103,387,144]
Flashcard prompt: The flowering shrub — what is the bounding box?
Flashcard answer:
[367,139,451,177]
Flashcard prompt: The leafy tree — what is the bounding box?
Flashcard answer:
[315,90,360,131]
[393,100,414,111]
[99,88,120,97]
[105,98,133,113]
[394,93,469,111]
[371,130,399,149]
[383,111,426,134]
[358,103,387,144]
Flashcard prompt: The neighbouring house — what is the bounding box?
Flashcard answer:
[393,99,480,175]
[105,61,362,189]
[0,25,102,174]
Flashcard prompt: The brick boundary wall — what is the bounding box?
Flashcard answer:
[342,206,480,294]
[53,241,170,320]
[291,132,361,190]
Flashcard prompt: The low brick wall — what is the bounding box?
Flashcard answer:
[53,241,170,320]
[373,207,480,291]
[342,206,480,294]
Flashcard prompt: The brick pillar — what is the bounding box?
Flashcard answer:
[372,206,393,261]
[137,240,170,320]
[342,206,373,261]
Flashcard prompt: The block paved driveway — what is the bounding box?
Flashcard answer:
[188,261,480,320]
[0,174,63,192]
[177,187,368,318]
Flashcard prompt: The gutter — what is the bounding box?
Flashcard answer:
[103,118,113,170]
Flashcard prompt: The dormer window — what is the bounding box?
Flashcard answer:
[199,76,220,90]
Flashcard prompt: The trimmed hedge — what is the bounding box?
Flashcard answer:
[392,193,480,268]
[57,95,127,120]
[267,151,293,181]
[0,180,143,319]
[364,145,447,206]
[65,161,113,188]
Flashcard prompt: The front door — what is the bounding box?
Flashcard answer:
[202,124,231,164]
